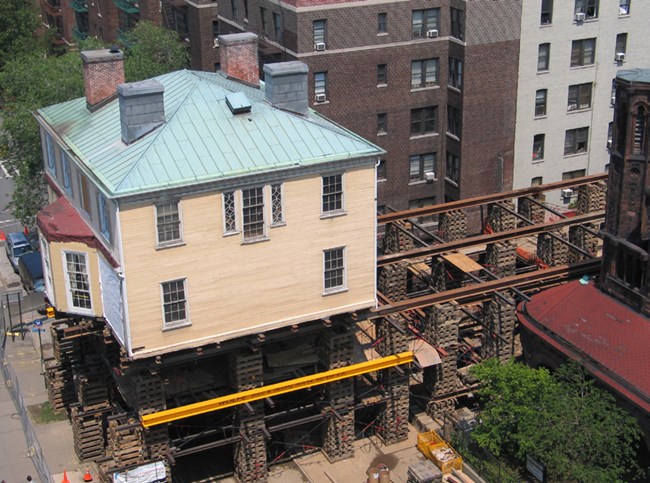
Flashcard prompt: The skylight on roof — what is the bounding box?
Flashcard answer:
[226,92,252,115]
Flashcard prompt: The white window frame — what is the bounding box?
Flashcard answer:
[241,186,267,242]
[155,201,183,248]
[222,191,239,235]
[321,173,345,217]
[270,183,285,227]
[61,151,72,195]
[619,0,630,15]
[62,250,93,315]
[160,278,191,330]
[98,193,111,242]
[40,235,54,303]
[323,247,347,295]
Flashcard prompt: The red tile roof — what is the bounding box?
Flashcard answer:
[518,280,650,413]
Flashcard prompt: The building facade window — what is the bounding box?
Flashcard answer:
[314,72,327,100]
[377,64,387,85]
[377,113,388,134]
[567,83,592,111]
[447,105,461,137]
[313,19,326,47]
[79,173,93,218]
[223,192,237,234]
[575,0,598,19]
[231,0,237,19]
[564,127,589,155]
[46,133,56,175]
[412,9,439,38]
[64,251,92,312]
[273,12,282,39]
[450,8,464,40]
[62,152,72,195]
[377,12,387,33]
[271,183,284,225]
[98,193,111,241]
[531,176,543,186]
[446,152,460,184]
[538,43,550,71]
[449,57,463,89]
[161,279,189,329]
[242,187,265,240]
[533,134,545,161]
[322,174,343,214]
[408,197,435,224]
[535,89,547,117]
[377,159,387,181]
[541,0,553,24]
[323,247,345,293]
[156,201,182,245]
[410,107,437,136]
[616,33,627,56]
[243,0,249,19]
[411,58,438,88]
[570,38,596,67]
[619,0,630,15]
[409,153,436,182]
[562,169,586,180]
[260,7,268,34]
[633,107,647,155]
[40,235,54,298]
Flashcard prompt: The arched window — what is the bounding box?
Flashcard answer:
[633,106,647,155]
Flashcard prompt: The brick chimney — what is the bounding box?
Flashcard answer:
[118,80,165,145]
[263,62,309,116]
[218,33,259,87]
[81,48,125,112]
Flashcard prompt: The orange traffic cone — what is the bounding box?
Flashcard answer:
[83,470,93,482]
[23,226,28,236]
[0,230,5,241]
[61,469,70,483]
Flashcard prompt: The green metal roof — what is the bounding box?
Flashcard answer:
[617,68,650,84]
[37,70,383,197]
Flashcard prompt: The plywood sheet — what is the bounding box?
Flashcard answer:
[441,252,483,273]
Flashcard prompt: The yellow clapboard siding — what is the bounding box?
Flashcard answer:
[120,166,377,356]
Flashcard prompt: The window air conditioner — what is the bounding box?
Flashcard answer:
[213,38,219,48]
[314,42,326,51]
[607,139,612,149]
[426,29,438,38]
[424,171,438,182]
[315,93,327,102]
[561,188,574,198]
[611,94,616,105]
[615,52,625,62]
[575,12,586,22]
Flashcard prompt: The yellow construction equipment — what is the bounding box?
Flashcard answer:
[141,351,414,427]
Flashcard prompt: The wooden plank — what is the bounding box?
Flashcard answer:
[441,253,483,273]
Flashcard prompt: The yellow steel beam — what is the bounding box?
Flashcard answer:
[141,351,414,427]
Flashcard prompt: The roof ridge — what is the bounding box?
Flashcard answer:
[114,71,199,192]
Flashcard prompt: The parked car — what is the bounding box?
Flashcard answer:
[18,252,44,292]
[5,232,32,273]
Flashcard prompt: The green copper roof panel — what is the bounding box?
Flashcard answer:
[38,70,383,197]
[617,68,650,84]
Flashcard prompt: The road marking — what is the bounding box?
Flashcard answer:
[0,161,12,179]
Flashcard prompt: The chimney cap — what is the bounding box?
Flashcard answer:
[117,80,165,98]
[218,32,258,46]
[263,61,309,77]
[81,48,124,63]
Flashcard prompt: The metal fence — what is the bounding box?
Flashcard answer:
[452,429,521,483]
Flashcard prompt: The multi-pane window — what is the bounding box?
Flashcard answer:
[314,72,327,100]
[535,89,547,117]
[619,0,630,15]
[449,57,463,89]
[541,0,553,24]
[271,183,284,225]
[450,8,464,40]
[40,235,53,297]
[156,201,182,245]
[447,105,461,137]
[570,38,596,67]
[65,252,92,311]
[409,153,436,182]
[446,152,460,183]
[260,7,268,34]
[98,193,111,241]
[411,107,437,136]
[62,152,72,195]
[323,247,345,292]
[538,43,550,71]
[564,127,589,155]
[412,9,439,38]
[633,107,646,155]
[313,19,326,47]
[322,174,343,213]
[567,83,592,111]
[377,12,387,33]
[377,113,388,134]
[411,58,438,88]
[223,192,237,234]
[377,64,387,85]
[242,187,265,240]
[377,159,387,181]
[46,133,56,175]
[231,0,237,19]
[161,279,188,328]
[79,173,92,218]
[273,12,282,39]
[616,33,627,56]
[533,134,545,161]
[575,0,598,19]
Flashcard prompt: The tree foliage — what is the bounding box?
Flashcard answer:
[0,0,40,69]
[471,359,642,482]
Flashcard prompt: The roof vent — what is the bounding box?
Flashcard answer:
[226,92,252,114]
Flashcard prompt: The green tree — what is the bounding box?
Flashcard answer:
[471,359,642,482]
[120,21,189,82]
[0,0,40,68]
